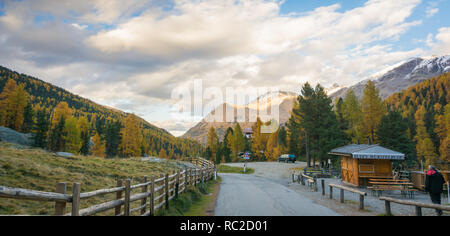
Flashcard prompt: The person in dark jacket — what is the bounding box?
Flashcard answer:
[425,165,446,216]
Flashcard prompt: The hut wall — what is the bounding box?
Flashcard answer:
[341,156,359,186]
[357,159,393,186]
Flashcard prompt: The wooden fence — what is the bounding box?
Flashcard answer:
[380,196,450,216]
[328,184,367,210]
[0,158,215,216]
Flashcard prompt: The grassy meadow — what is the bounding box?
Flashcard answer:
[0,142,181,215]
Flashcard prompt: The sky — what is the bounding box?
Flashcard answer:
[0,0,449,136]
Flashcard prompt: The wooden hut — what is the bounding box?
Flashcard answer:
[329,144,405,187]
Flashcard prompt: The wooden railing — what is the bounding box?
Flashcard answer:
[379,196,450,216]
[328,184,367,210]
[0,158,216,216]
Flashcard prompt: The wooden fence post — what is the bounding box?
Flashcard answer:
[194,169,197,186]
[124,179,131,216]
[71,183,81,216]
[201,167,204,188]
[115,180,123,216]
[185,168,188,186]
[415,206,422,216]
[321,180,325,196]
[359,195,365,210]
[329,185,333,199]
[175,171,180,199]
[340,189,344,203]
[165,173,169,210]
[150,176,155,216]
[55,182,67,216]
[141,176,148,215]
[313,177,318,192]
[385,200,391,216]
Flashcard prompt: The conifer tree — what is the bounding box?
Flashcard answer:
[232,123,246,160]
[119,114,143,158]
[415,106,438,166]
[206,127,219,161]
[265,129,280,161]
[48,116,66,152]
[91,132,106,157]
[78,117,90,156]
[33,109,49,148]
[0,79,18,126]
[51,102,72,128]
[251,118,268,161]
[22,101,34,133]
[376,110,415,165]
[287,100,304,160]
[64,116,82,154]
[223,128,233,163]
[159,149,168,159]
[362,81,386,143]
[342,89,364,143]
[105,120,122,158]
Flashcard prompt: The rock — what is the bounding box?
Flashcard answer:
[55,152,75,158]
[0,126,34,146]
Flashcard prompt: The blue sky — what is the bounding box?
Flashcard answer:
[0,0,449,136]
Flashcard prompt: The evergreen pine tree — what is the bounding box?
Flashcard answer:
[33,109,49,148]
[376,110,415,165]
[22,101,34,133]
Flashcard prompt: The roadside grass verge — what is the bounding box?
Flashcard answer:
[0,142,181,215]
[217,164,255,174]
[157,176,222,216]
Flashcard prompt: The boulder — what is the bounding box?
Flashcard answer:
[0,126,34,146]
[55,152,75,158]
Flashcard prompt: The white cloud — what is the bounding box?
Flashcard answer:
[431,27,450,55]
[0,0,435,136]
[426,8,439,18]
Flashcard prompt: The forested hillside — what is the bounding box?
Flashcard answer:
[386,73,449,166]
[0,66,203,159]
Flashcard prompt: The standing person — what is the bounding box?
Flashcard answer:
[425,165,446,216]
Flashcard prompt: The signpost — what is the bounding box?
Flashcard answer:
[242,152,251,173]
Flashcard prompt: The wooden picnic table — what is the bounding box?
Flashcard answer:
[368,181,417,198]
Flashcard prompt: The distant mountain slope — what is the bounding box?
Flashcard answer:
[0,65,167,134]
[182,91,298,145]
[0,65,203,157]
[331,55,450,100]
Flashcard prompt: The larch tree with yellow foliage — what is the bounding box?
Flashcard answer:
[0,79,29,131]
[265,130,281,161]
[206,127,219,161]
[51,102,72,128]
[362,80,386,143]
[91,132,106,157]
[119,114,143,158]
[415,106,438,166]
[435,104,450,165]
[64,116,82,154]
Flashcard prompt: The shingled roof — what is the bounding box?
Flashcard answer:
[329,144,405,160]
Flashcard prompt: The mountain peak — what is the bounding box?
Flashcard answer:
[331,55,450,100]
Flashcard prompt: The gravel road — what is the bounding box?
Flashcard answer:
[214,162,340,216]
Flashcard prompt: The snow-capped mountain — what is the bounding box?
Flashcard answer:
[182,91,298,145]
[331,55,450,100]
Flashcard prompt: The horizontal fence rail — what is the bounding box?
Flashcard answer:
[0,157,216,216]
[329,184,367,210]
[380,196,450,216]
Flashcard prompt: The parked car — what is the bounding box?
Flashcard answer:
[278,154,296,163]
